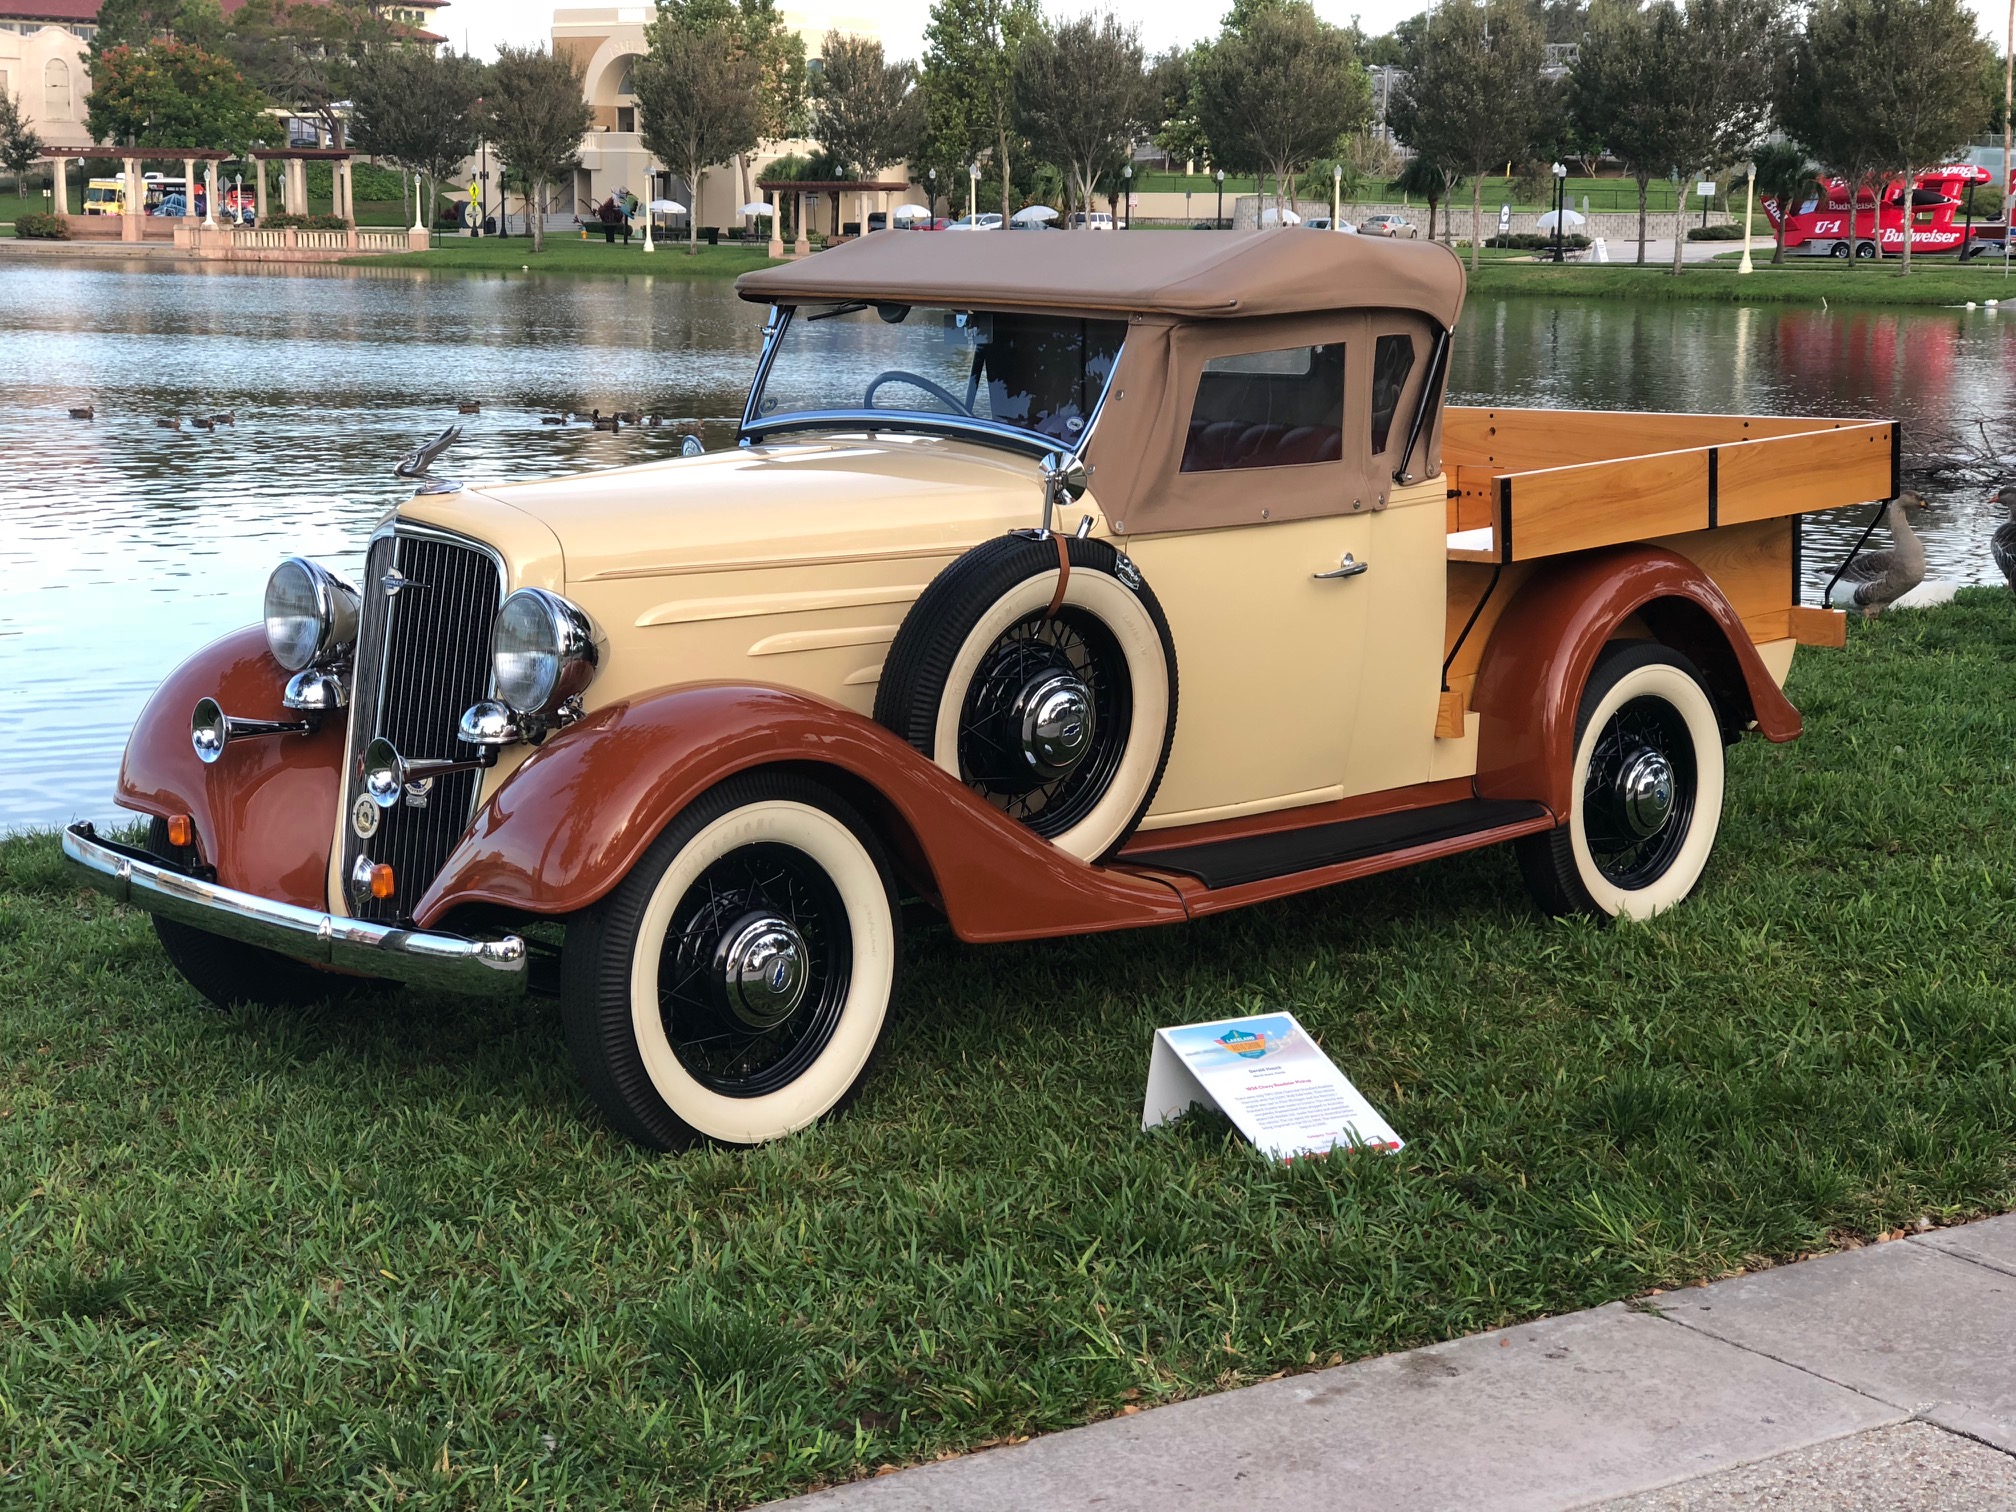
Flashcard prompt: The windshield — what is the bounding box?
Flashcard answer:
[750,304,1126,447]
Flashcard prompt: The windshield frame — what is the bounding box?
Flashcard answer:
[737,303,1124,461]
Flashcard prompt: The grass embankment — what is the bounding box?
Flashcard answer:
[5,596,2016,1505]
[1470,258,2016,305]
[359,236,781,277]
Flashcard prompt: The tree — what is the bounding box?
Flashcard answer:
[85,41,270,150]
[636,18,761,252]
[0,91,42,196]
[1388,0,1545,272]
[1746,138,1819,263]
[1570,0,1660,261]
[1147,47,1209,169]
[814,32,923,177]
[1394,153,1461,240]
[1194,2,1371,221]
[90,0,221,56]
[487,45,592,254]
[228,0,393,150]
[922,0,1041,222]
[1791,0,1989,275]
[350,46,487,236]
[1016,12,1147,223]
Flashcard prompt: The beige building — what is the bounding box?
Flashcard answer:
[551,5,909,230]
[0,0,93,143]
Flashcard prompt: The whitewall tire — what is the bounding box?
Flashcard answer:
[561,772,900,1150]
[1516,642,1726,921]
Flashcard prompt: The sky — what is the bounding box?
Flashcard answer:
[455,0,2016,67]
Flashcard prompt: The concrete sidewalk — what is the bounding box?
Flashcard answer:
[774,1214,2016,1512]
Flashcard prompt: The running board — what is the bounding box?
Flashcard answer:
[1134,798,1554,891]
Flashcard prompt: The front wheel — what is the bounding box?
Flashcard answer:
[1829,241,1851,260]
[1516,643,1726,920]
[560,772,901,1151]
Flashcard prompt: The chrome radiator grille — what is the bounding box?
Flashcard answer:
[341,526,503,924]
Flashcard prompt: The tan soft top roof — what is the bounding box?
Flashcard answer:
[735,228,1467,328]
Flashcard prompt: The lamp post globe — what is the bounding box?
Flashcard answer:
[1123,163,1132,228]
[1215,167,1224,228]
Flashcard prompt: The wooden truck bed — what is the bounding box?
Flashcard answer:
[1436,407,1892,734]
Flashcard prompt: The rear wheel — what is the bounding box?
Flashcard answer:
[1829,241,1851,260]
[144,818,350,1010]
[1516,643,1726,920]
[1855,240,1877,260]
[560,772,901,1151]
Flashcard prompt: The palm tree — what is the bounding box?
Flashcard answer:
[1747,141,1821,266]
[1395,155,1461,242]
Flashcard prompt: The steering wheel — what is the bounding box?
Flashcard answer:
[863,370,974,416]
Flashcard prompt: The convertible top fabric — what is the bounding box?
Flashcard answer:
[735,228,1467,329]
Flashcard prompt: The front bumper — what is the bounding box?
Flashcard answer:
[62,822,528,997]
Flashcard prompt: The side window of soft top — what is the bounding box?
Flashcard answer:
[1180,343,1345,473]
[1369,333,1417,455]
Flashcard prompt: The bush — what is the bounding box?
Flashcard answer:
[263,213,350,231]
[14,212,69,240]
[1484,232,1591,250]
[1687,223,1748,241]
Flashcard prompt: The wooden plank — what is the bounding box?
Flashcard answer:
[1651,518,1793,624]
[1789,605,1848,648]
[1717,423,1895,525]
[1435,691,1468,739]
[1446,464,1498,533]
[1742,609,1792,644]
[1509,449,1710,560]
[1442,561,1533,695]
[1443,407,1863,475]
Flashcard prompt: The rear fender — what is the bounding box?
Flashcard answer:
[413,683,1189,943]
[1471,546,1801,817]
[115,625,343,909]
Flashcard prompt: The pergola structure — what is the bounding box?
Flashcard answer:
[755,178,914,258]
[37,145,366,241]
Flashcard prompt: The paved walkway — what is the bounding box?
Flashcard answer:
[774,1213,2016,1512]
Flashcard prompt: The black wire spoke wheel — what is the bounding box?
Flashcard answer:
[655,842,853,1098]
[1578,694,1698,890]
[955,607,1132,837]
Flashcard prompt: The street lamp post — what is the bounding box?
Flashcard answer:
[1738,160,1756,274]
[1332,162,1341,229]
[1215,167,1224,228]
[969,161,979,222]
[928,167,936,220]
[1550,161,1566,261]
[1122,163,1132,227]
[642,168,655,253]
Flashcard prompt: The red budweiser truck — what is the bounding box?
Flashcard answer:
[1764,163,2002,259]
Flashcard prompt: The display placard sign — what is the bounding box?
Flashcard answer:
[1142,1012,1403,1161]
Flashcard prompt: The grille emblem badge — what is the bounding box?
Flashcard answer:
[381,567,427,596]
[350,794,380,838]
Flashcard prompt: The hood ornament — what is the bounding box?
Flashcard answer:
[394,424,462,481]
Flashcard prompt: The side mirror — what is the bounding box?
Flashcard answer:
[1039,451,1088,534]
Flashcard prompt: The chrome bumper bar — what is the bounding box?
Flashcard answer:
[62,822,527,997]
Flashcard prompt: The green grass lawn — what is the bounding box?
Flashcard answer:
[5,595,2016,1505]
[1468,257,2016,305]
[359,236,781,278]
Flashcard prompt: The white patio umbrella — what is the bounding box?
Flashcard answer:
[1259,206,1302,226]
[739,200,773,217]
[1010,205,1057,223]
[649,199,686,215]
[890,203,933,222]
[1535,208,1586,230]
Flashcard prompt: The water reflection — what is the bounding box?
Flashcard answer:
[3,262,2012,832]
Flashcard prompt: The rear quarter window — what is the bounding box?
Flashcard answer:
[1180,343,1345,472]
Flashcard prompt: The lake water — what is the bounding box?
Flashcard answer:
[5,258,2012,833]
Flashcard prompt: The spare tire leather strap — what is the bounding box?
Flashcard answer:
[1045,532,1071,617]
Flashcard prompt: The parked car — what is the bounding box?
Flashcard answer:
[946,213,1004,231]
[1305,217,1358,232]
[1359,214,1419,239]
[1070,211,1116,231]
[67,231,1884,1153]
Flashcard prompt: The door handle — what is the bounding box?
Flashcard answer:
[1313,553,1369,580]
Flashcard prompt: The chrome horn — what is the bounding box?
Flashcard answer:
[190,696,317,765]
[359,735,495,809]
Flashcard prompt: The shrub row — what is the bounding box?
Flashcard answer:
[1485,232,1593,250]
[1687,223,1749,241]
[13,212,69,240]
[261,213,350,231]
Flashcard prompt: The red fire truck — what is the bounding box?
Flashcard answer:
[1763,163,2005,259]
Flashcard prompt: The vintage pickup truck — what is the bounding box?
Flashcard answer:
[64,231,1892,1150]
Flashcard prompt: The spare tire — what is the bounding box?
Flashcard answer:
[875,532,1178,861]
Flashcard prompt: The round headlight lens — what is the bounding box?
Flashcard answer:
[263,557,358,672]
[493,588,597,717]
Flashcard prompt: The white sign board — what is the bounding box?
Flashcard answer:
[1142,1012,1403,1161]
[1592,236,1609,263]
[1696,180,1717,198]
[1498,203,1512,233]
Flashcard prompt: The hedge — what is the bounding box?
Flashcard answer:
[14,212,69,240]
[261,213,350,231]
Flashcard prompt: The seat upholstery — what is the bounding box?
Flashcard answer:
[1182,418,1342,472]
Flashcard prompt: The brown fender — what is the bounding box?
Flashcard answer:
[1471,545,1802,817]
[412,683,1190,943]
[115,625,344,909]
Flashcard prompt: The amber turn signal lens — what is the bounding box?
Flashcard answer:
[165,813,194,849]
[368,863,395,901]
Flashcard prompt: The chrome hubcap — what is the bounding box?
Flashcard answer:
[1615,749,1676,838]
[712,912,809,1030]
[1015,672,1095,780]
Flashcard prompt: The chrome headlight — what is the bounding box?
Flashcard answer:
[263,557,359,672]
[492,588,597,717]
